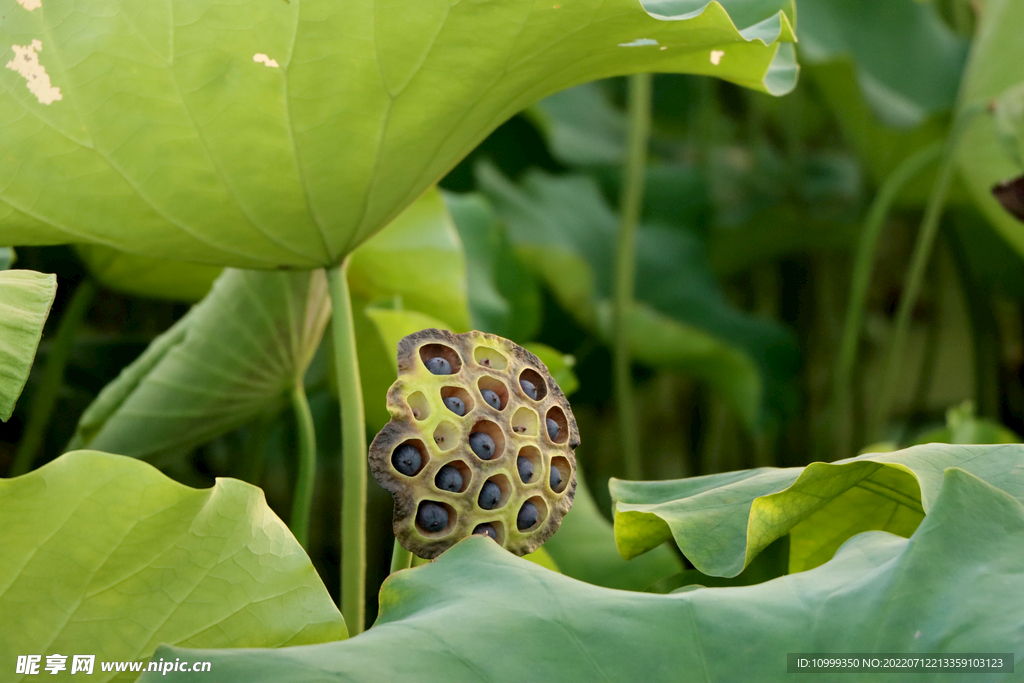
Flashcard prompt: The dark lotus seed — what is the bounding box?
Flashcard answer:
[546,417,560,441]
[473,523,497,540]
[550,465,562,491]
[520,378,538,400]
[517,456,534,483]
[481,388,501,410]
[517,501,539,530]
[443,396,466,416]
[425,357,452,375]
[392,444,422,476]
[478,481,502,510]
[469,432,496,459]
[435,465,463,492]
[416,502,448,533]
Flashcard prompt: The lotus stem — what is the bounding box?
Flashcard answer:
[868,109,980,442]
[614,72,653,481]
[328,258,367,635]
[289,381,317,549]
[832,142,942,457]
[389,539,413,574]
[12,277,96,476]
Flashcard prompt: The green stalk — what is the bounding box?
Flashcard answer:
[907,260,943,422]
[942,222,1001,419]
[831,142,941,456]
[389,539,413,574]
[328,258,367,635]
[867,110,980,442]
[613,72,652,482]
[11,278,97,476]
[289,381,317,548]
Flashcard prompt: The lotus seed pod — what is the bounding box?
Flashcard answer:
[368,328,579,558]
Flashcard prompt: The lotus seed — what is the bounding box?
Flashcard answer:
[425,357,452,375]
[550,465,562,491]
[416,502,448,533]
[478,480,502,510]
[473,523,497,540]
[517,501,539,530]
[392,444,422,476]
[520,378,538,400]
[469,431,496,459]
[443,396,466,416]
[481,388,501,410]
[546,417,560,441]
[517,455,534,483]
[435,465,464,492]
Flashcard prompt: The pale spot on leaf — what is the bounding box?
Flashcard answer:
[618,38,658,48]
[5,40,62,105]
[16,0,41,10]
[710,50,725,65]
[253,53,280,68]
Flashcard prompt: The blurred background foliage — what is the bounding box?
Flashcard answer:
[4,0,1024,621]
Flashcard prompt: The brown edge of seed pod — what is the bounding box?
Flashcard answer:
[368,421,422,513]
[374,328,580,558]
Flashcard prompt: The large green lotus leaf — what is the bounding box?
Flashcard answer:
[611,443,1024,576]
[67,268,330,458]
[444,192,541,342]
[477,165,798,427]
[72,186,462,306]
[142,468,1022,683]
[75,245,222,302]
[0,269,56,421]
[957,0,1024,254]
[1,451,346,683]
[797,0,967,128]
[0,0,796,269]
